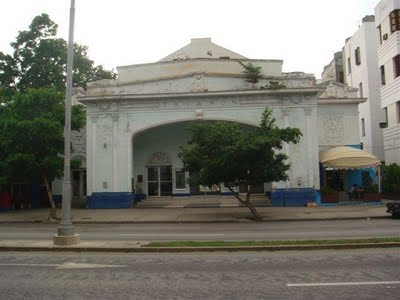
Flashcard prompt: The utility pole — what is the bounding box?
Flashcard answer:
[54,0,80,246]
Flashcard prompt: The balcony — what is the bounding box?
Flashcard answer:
[380,76,400,108]
[377,31,400,67]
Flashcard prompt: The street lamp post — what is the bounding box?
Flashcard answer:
[54,0,80,245]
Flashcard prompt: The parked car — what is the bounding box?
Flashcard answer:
[386,201,400,218]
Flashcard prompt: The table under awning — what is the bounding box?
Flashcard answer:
[319,146,381,191]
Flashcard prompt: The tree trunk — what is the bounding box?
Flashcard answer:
[225,183,263,222]
[42,174,58,220]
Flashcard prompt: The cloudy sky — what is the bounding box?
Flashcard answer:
[0,0,380,78]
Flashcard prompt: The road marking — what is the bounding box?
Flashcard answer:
[118,233,225,236]
[56,263,126,270]
[0,262,126,270]
[287,281,400,287]
[0,263,59,268]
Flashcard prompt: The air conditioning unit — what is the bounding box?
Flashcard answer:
[383,33,388,41]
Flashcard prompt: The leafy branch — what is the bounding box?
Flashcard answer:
[239,62,262,83]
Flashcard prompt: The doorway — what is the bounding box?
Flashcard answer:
[147,165,172,196]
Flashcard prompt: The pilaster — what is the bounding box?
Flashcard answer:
[304,106,315,188]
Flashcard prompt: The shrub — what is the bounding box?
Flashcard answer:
[382,164,400,193]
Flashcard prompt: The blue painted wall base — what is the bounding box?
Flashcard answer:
[271,189,316,207]
[87,192,134,209]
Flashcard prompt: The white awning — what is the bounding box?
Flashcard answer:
[320,146,381,170]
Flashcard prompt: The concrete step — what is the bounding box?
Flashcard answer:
[135,195,271,208]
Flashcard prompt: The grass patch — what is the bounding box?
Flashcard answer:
[143,237,400,248]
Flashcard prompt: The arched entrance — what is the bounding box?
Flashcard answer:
[132,120,267,198]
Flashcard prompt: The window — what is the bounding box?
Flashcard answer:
[379,107,388,128]
[378,25,383,44]
[355,47,361,65]
[338,71,344,83]
[174,170,186,190]
[359,83,363,98]
[347,57,351,74]
[390,10,400,33]
[361,118,365,137]
[397,101,400,123]
[394,55,400,78]
[381,65,386,85]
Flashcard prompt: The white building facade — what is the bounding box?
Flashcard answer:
[375,0,400,164]
[343,15,386,161]
[77,38,363,205]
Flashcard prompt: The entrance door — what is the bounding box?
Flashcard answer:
[147,165,172,196]
[72,170,87,198]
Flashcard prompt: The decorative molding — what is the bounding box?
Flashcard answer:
[126,121,131,132]
[112,113,119,122]
[323,115,344,145]
[191,74,208,92]
[196,109,204,119]
[147,152,171,165]
[290,95,304,104]
[304,106,313,116]
[282,95,304,104]
[97,102,111,111]
[281,107,290,117]
[90,115,99,122]
[71,127,86,156]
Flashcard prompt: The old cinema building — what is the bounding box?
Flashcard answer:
[76,38,364,207]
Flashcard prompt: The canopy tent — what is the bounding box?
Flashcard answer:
[320,146,381,169]
[319,146,381,192]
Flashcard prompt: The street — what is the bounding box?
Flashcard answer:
[0,219,399,241]
[0,249,399,299]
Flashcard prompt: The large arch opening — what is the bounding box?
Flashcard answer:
[131,120,267,198]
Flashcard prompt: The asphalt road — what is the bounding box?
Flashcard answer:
[0,249,399,299]
[0,219,399,241]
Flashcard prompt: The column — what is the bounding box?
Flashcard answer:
[90,115,98,193]
[112,113,119,192]
[304,106,314,188]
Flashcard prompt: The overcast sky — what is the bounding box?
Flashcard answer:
[0,0,380,78]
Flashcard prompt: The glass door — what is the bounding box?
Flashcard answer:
[147,166,159,196]
[159,165,172,196]
[147,165,172,196]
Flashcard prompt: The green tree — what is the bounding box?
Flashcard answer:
[0,13,116,101]
[0,13,115,216]
[179,107,302,221]
[382,164,400,193]
[239,62,262,84]
[0,89,85,219]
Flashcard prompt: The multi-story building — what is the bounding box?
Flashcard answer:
[375,0,400,164]
[343,15,386,161]
[321,51,345,83]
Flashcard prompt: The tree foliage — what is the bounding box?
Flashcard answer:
[0,13,116,102]
[239,62,263,84]
[0,89,85,217]
[0,14,113,217]
[179,107,302,221]
[382,163,400,193]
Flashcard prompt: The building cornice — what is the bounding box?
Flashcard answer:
[79,87,325,104]
[117,57,284,70]
[317,98,366,105]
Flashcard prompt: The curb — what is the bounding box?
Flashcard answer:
[0,243,399,253]
[0,215,390,225]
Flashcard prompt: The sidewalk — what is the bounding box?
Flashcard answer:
[1,204,397,253]
[0,203,389,224]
